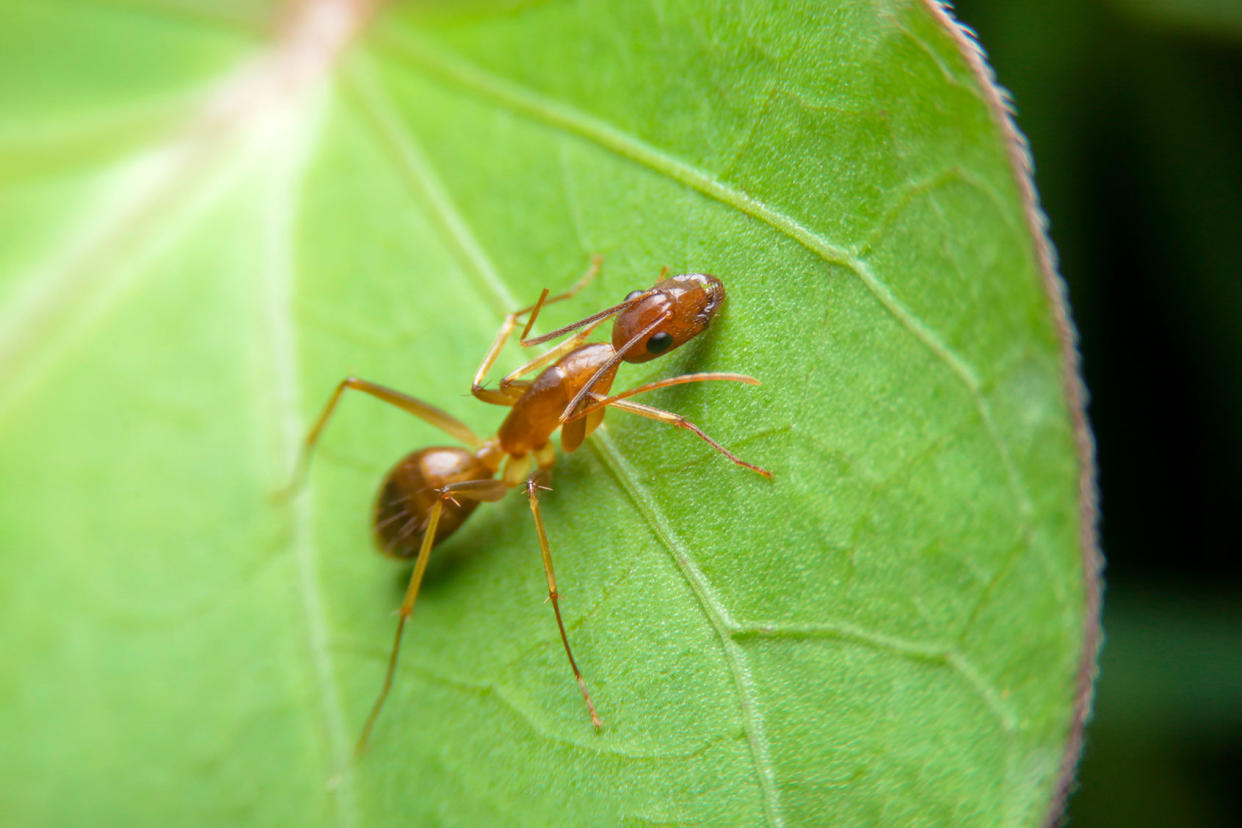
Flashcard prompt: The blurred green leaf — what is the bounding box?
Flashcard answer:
[1109,0,1242,40]
[0,1,1091,825]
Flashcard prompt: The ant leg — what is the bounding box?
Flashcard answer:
[525,478,602,729]
[524,261,666,351]
[473,301,605,404]
[471,255,603,399]
[472,312,536,399]
[533,442,557,471]
[356,492,445,756]
[356,479,509,756]
[471,380,528,408]
[556,310,672,422]
[282,378,481,495]
[496,321,601,392]
[566,372,761,422]
[518,296,635,348]
[518,254,602,343]
[595,395,772,479]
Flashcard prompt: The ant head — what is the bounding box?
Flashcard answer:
[612,273,726,363]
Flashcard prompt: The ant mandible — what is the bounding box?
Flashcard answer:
[289,257,771,756]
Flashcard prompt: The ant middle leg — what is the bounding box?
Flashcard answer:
[525,477,602,730]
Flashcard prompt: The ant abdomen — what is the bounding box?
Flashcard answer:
[612,273,725,363]
[373,447,493,558]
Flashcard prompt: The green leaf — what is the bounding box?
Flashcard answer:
[1108,0,1242,40]
[0,1,1096,825]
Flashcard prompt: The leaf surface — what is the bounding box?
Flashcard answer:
[0,1,1094,825]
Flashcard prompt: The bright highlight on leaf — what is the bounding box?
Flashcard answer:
[0,1,1097,826]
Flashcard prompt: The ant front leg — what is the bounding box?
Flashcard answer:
[525,477,602,730]
[471,256,604,405]
[518,254,603,344]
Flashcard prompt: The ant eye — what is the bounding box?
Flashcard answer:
[624,290,644,302]
[646,332,674,355]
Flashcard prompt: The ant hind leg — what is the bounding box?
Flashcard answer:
[279,377,482,499]
[355,478,509,756]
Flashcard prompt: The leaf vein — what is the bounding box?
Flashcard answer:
[265,98,358,826]
[343,56,513,320]
[732,619,1019,733]
[376,27,1035,522]
[588,432,786,827]
[393,661,733,762]
[349,60,784,824]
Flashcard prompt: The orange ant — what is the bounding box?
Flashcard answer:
[289,257,770,755]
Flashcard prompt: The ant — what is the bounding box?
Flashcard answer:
[288,257,771,755]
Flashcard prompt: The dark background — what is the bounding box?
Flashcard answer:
[952,1,1242,825]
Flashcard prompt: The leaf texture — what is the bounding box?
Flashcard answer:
[0,1,1096,825]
